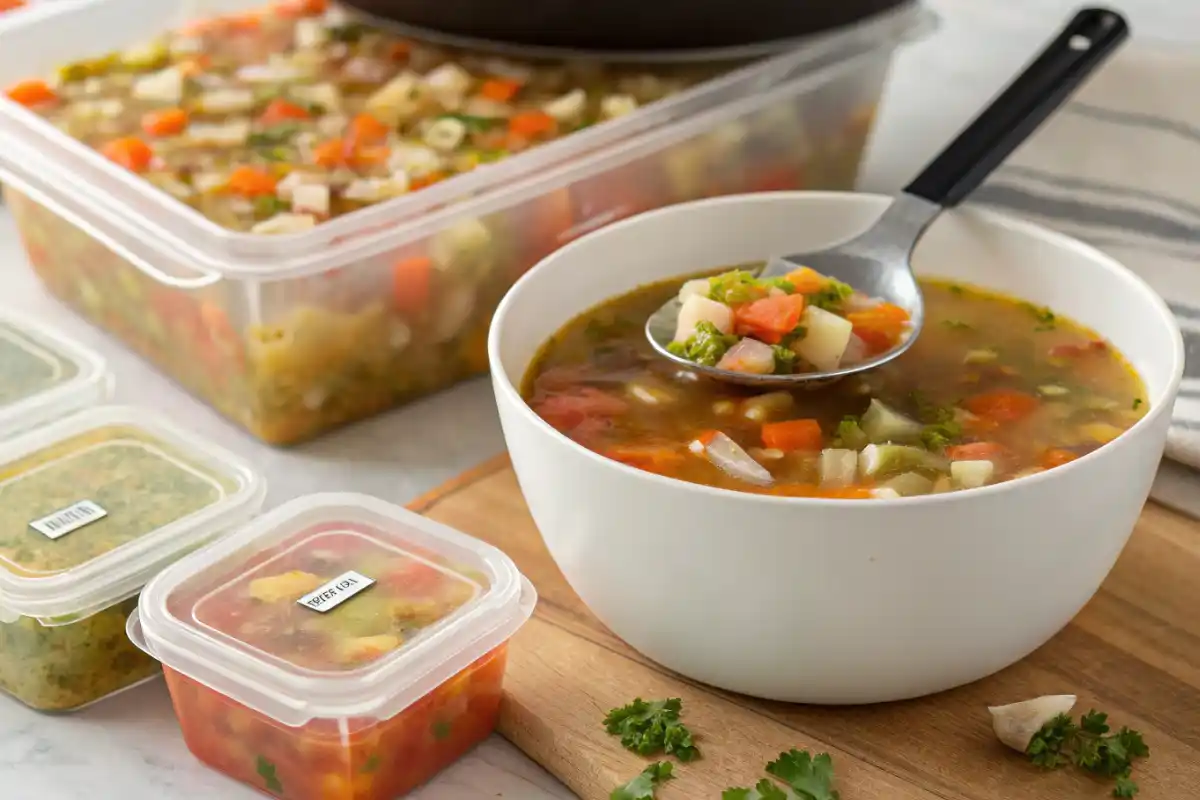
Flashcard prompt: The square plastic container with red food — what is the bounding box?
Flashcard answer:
[0,405,265,711]
[0,0,932,445]
[129,492,537,800]
[0,309,113,440]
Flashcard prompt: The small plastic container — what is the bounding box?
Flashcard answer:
[129,493,536,800]
[0,310,113,440]
[0,405,265,711]
[0,0,933,445]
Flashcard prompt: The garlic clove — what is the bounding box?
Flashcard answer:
[988,694,1077,752]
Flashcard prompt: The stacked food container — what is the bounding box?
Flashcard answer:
[0,0,931,445]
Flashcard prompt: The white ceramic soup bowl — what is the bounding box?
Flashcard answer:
[489,192,1184,704]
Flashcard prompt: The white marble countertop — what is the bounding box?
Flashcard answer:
[0,1,1193,797]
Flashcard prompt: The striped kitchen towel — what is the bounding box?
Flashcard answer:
[973,39,1200,517]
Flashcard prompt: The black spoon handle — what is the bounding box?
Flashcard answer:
[905,7,1129,208]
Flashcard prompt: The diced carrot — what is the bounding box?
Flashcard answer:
[5,79,57,107]
[784,267,826,294]
[312,139,346,168]
[226,166,279,197]
[388,41,413,61]
[351,144,391,168]
[270,0,327,17]
[509,110,556,138]
[0,1,28,14]
[1040,448,1080,469]
[347,112,390,146]
[259,98,311,125]
[480,78,522,102]
[535,388,628,431]
[391,255,433,316]
[762,419,823,452]
[847,302,911,338]
[963,389,1040,423]
[605,446,686,474]
[176,55,213,78]
[410,171,447,191]
[946,442,1010,462]
[733,293,806,344]
[852,327,892,356]
[695,430,720,446]
[100,137,154,172]
[1048,340,1108,359]
[141,108,189,137]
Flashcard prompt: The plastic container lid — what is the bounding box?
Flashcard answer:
[0,310,113,440]
[0,405,266,624]
[131,493,537,727]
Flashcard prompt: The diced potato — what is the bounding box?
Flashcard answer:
[950,459,995,489]
[870,487,902,499]
[343,177,408,202]
[712,400,736,416]
[389,142,443,177]
[627,382,677,406]
[423,63,472,102]
[252,213,318,235]
[292,82,344,113]
[677,278,711,302]
[292,184,330,216]
[601,94,639,119]
[881,472,935,497]
[543,88,587,122]
[186,120,251,146]
[248,571,324,603]
[197,89,256,114]
[963,348,999,365]
[791,306,853,371]
[275,171,326,200]
[132,67,184,103]
[819,449,858,488]
[335,634,403,664]
[674,295,734,342]
[740,391,794,422]
[294,18,329,49]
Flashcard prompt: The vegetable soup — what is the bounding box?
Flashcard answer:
[523,270,1147,498]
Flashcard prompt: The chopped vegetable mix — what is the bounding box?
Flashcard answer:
[161,524,506,799]
[0,318,81,408]
[668,267,911,375]
[525,273,1147,498]
[0,424,240,711]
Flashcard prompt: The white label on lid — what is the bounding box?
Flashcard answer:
[297,570,375,613]
[29,500,108,540]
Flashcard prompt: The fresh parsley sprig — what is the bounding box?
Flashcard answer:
[724,750,840,800]
[611,761,674,800]
[1027,710,1149,797]
[603,697,700,762]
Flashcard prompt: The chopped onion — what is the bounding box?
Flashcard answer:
[819,449,858,488]
[844,292,882,313]
[717,338,775,375]
[701,432,775,487]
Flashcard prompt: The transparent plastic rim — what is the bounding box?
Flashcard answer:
[0,405,267,623]
[0,310,113,440]
[133,492,537,727]
[0,2,934,284]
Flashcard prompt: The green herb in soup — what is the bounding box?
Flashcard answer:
[0,425,239,711]
[523,273,1148,498]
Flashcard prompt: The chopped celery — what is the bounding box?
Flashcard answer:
[950,460,995,489]
[859,444,948,479]
[834,417,869,450]
[861,399,924,443]
[707,270,769,305]
[806,277,854,311]
[771,345,797,374]
[882,472,935,497]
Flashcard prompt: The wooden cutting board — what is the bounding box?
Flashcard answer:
[409,456,1200,800]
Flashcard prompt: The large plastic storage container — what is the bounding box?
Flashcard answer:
[129,492,536,800]
[0,0,932,445]
[0,405,265,711]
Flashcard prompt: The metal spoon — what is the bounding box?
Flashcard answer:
[647,7,1129,389]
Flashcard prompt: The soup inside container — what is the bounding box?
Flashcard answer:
[0,404,265,712]
[0,0,930,446]
[0,311,112,440]
[129,492,537,800]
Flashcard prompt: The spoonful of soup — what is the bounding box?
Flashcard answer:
[647,7,1128,388]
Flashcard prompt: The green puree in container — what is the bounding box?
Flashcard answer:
[0,320,79,407]
[0,425,239,711]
